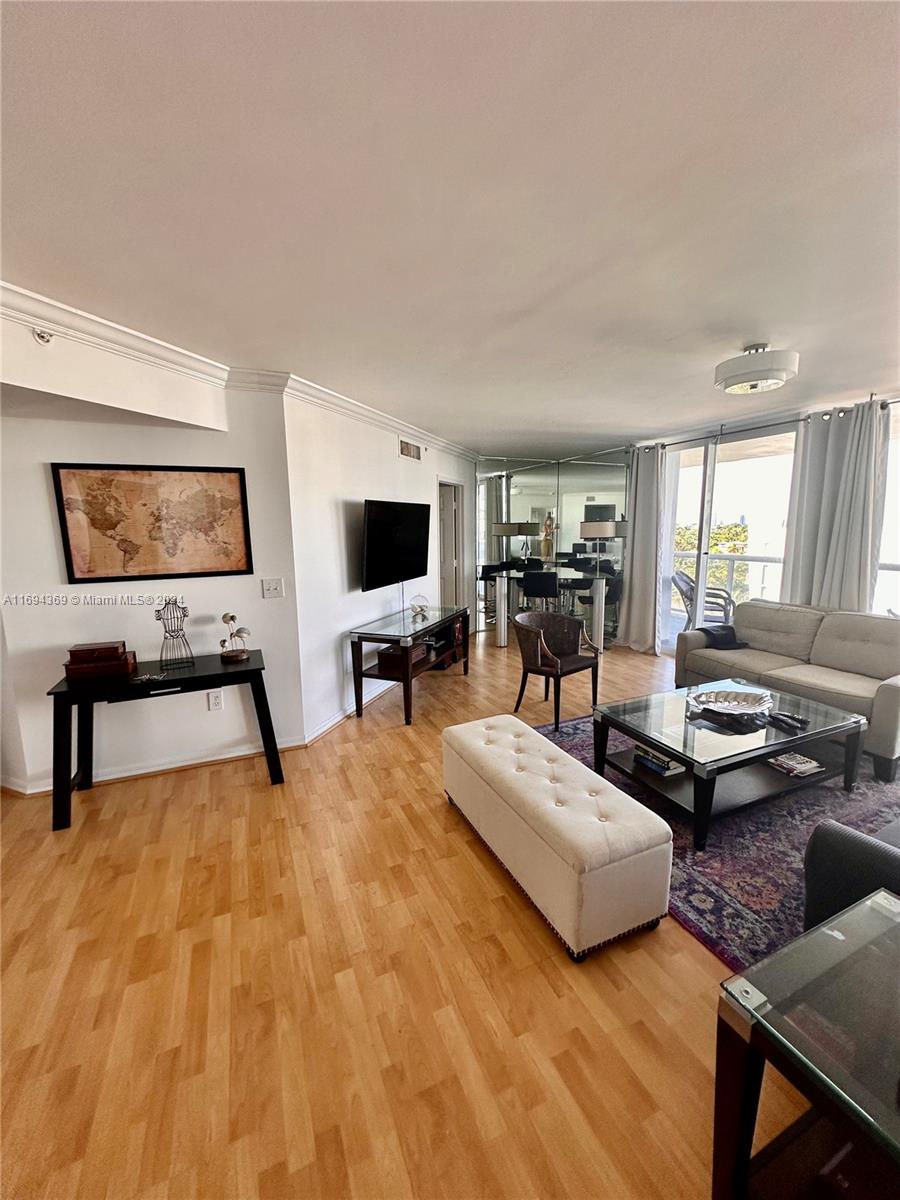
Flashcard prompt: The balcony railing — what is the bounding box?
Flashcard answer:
[671,553,900,619]
[671,550,783,604]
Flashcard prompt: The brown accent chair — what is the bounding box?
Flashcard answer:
[512,612,599,731]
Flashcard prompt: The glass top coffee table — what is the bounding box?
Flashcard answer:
[593,679,866,850]
[714,889,900,1197]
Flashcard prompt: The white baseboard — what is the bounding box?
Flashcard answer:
[0,771,29,795]
[1,730,304,796]
[300,680,399,745]
[2,679,404,796]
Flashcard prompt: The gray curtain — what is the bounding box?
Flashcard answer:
[484,474,507,563]
[781,398,890,611]
[616,444,666,654]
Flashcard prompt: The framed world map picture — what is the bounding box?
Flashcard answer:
[51,463,253,583]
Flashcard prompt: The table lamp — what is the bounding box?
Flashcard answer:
[493,522,541,558]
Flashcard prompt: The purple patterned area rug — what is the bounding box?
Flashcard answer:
[535,715,900,972]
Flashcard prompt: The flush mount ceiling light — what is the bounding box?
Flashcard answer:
[714,343,800,394]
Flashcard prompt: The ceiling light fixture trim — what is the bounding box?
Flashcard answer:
[714,343,800,395]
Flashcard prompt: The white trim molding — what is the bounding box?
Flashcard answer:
[1,282,230,389]
[0,284,477,460]
[227,367,478,461]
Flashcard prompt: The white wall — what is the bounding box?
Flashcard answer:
[0,623,27,790]
[284,395,476,741]
[1,384,303,790]
[0,290,479,793]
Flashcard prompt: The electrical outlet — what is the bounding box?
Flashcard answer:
[261,577,284,599]
[207,690,224,711]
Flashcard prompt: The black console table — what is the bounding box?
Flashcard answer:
[350,606,469,726]
[47,648,283,831]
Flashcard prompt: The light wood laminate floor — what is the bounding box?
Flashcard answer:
[2,635,804,1199]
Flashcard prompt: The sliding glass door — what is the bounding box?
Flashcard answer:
[707,431,795,606]
[664,445,706,647]
[662,426,797,651]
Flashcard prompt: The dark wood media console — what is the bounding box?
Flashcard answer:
[349,606,469,726]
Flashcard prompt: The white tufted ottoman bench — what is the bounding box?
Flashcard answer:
[442,713,672,960]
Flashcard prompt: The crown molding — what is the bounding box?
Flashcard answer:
[0,282,229,389]
[227,367,478,461]
[0,283,476,459]
[225,368,293,395]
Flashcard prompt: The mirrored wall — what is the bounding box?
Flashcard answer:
[475,450,629,631]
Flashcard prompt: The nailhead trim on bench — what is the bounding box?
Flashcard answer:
[446,792,666,962]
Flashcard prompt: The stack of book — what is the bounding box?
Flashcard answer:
[64,640,137,684]
[633,743,685,778]
[768,753,824,777]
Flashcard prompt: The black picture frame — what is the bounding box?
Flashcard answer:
[51,462,254,584]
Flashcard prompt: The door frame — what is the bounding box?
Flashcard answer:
[436,477,465,608]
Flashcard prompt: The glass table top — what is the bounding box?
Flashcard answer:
[493,567,609,580]
[594,678,863,766]
[723,890,900,1161]
[349,606,467,641]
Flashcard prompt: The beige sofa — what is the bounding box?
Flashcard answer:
[675,600,900,782]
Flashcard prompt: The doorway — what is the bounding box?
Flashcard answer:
[438,481,463,607]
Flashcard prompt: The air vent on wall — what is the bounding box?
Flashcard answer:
[399,438,423,461]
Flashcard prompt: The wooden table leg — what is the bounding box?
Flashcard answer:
[402,644,414,726]
[712,1009,764,1200]
[461,610,470,676]
[76,701,94,790]
[52,694,74,830]
[843,724,864,791]
[350,638,364,718]
[249,673,284,785]
[693,773,716,851]
[593,717,609,775]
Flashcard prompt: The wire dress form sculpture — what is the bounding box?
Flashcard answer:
[155,596,194,668]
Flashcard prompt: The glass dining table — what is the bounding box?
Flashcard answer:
[491,566,607,651]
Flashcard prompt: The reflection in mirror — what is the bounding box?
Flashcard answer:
[507,461,558,561]
[476,450,629,633]
[556,452,627,568]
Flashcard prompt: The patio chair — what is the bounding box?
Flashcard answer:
[672,569,735,632]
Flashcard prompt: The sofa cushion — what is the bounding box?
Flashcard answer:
[441,714,671,874]
[760,663,882,719]
[685,645,804,684]
[733,600,825,661]
[809,611,900,681]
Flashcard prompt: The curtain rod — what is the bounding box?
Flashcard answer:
[660,414,802,450]
[658,393,898,452]
[483,395,898,468]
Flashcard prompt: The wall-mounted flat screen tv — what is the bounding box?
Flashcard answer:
[361,499,430,592]
[584,503,617,522]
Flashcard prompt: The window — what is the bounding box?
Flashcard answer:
[874,404,900,615]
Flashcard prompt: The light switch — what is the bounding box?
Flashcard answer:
[261,577,285,599]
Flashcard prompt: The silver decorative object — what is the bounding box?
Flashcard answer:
[687,689,773,715]
[220,612,251,662]
[155,596,194,667]
[409,594,429,621]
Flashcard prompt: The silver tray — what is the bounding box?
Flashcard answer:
[687,689,773,715]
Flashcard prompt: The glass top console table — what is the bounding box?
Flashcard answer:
[714,889,900,1197]
[349,606,469,726]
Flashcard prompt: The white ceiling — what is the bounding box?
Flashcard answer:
[2,2,897,458]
